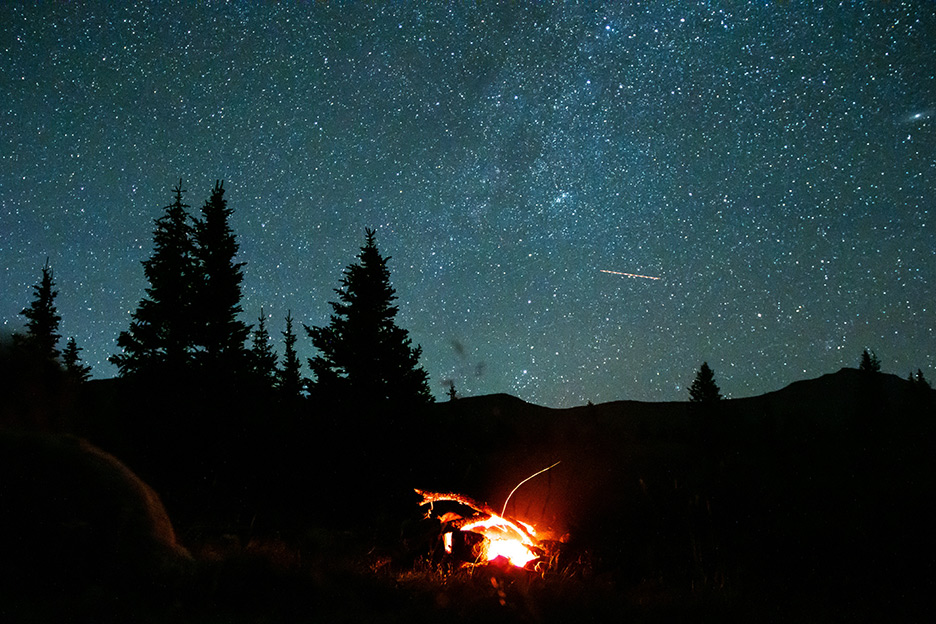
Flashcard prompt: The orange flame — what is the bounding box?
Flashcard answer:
[418,462,560,569]
[459,515,538,567]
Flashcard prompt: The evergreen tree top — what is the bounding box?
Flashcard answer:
[111,180,200,377]
[689,361,723,403]
[20,258,62,362]
[62,337,92,382]
[170,179,188,208]
[332,228,398,323]
[278,309,304,399]
[249,307,278,384]
[306,228,432,407]
[193,178,249,368]
[859,349,881,374]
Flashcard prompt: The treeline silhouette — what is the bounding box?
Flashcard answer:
[3,180,436,539]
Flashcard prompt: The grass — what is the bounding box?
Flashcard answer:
[1,516,920,624]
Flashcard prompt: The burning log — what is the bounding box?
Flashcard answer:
[415,462,561,569]
[415,489,538,543]
[415,488,543,568]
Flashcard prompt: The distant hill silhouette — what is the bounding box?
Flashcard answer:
[428,366,934,496]
[438,367,932,422]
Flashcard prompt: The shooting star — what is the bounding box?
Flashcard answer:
[599,269,661,281]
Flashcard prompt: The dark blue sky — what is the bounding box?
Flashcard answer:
[2,2,933,407]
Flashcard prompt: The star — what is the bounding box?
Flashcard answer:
[1,2,934,407]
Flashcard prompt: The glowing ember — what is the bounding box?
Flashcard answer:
[460,516,539,567]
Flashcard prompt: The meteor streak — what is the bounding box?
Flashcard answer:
[600,269,661,280]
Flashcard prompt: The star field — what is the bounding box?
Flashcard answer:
[2,2,934,407]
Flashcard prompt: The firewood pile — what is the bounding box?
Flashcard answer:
[415,488,547,569]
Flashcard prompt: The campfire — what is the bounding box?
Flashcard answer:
[415,489,543,568]
[416,462,560,570]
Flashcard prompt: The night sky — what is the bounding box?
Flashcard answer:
[2,2,933,408]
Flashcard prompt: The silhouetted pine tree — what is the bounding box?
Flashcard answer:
[110,180,199,377]
[907,369,932,401]
[689,362,723,403]
[249,308,278,385]
[192,180,250,378]
[277,310,303,399]
[859,349,881,373]
[62,337,92,382]
[19,258,62,364]
[304,228,432,409]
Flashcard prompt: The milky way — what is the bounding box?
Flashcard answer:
[2,3,933,407]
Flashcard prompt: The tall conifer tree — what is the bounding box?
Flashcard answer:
[192,180,250,376]
[305,228,432,408]
[19,258,62,363]
[111,180,199,376]
[689,362,723,403]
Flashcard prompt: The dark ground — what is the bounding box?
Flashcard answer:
[1,367,934,622]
